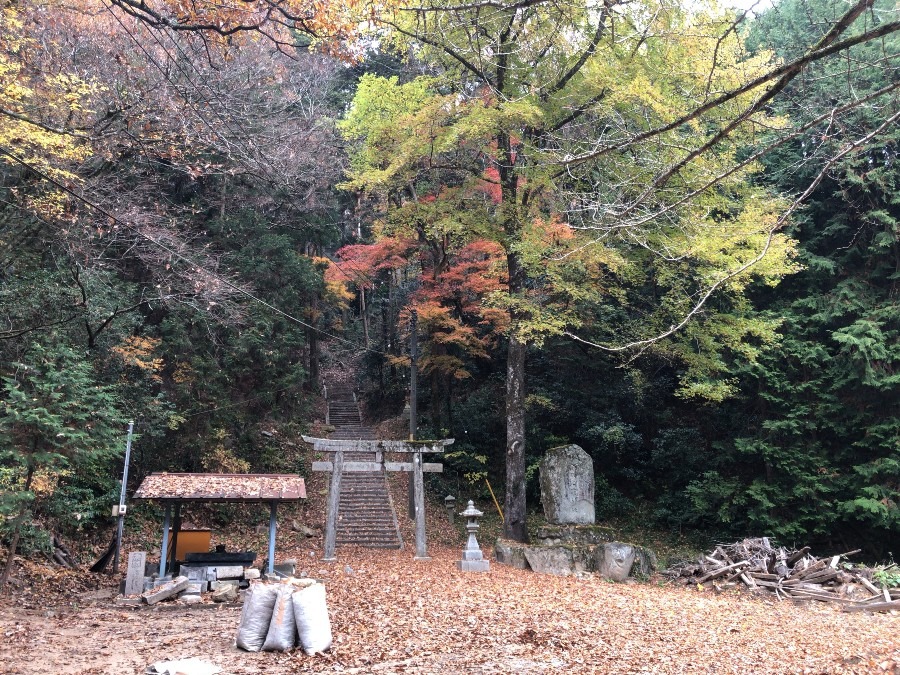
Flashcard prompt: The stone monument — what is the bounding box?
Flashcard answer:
[496,444,656,579]
[539,444,595,524]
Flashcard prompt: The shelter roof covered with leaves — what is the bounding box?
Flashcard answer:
[134,473,306,502]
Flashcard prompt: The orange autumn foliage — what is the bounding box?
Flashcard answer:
[407,239,508,379]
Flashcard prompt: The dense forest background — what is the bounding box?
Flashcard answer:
[1,0,897,560]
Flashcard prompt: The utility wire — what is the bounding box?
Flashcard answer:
[0,145,388,356]
[102,13,387,330]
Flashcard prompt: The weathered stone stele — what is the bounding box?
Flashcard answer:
[124,552,147,596]
[539,445,595,525]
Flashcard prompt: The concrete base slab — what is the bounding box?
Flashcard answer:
[458,560,490,572]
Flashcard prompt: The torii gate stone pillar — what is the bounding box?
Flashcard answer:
[302,437,452,561]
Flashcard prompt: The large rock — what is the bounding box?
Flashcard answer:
[532,524,611,547]
[592,542,637,581]
[524,546,576,576]
[212,583,239,603]
[495,540,529,570]
[632,547,658,577]
[539,445,595,525]
[523,546,593,576]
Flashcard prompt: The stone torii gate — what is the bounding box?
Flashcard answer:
[302,437,453,561]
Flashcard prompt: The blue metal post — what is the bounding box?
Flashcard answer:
[159,503,171,579]
[267,502,277,574]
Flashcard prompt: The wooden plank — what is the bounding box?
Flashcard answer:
[696,560,749,584]
[859,577,881,595]
[747,572,780,581]
[739,572,757,589]
[842,600,900,613]
[786,546,811,567]
[787,590,855,604]
[302,436,454,453]
[796,570,839,584]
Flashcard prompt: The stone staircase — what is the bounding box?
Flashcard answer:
[326,384,402,549]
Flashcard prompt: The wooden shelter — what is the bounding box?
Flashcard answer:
[133,472,306,577]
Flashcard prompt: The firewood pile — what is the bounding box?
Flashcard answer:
[664,538,900,613]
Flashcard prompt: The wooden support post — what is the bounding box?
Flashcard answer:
[413,451,429,560]
[159,503,171,579]
[323,450,344,561]
[267,501,277,574]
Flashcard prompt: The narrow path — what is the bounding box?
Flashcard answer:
[326,383,403,550]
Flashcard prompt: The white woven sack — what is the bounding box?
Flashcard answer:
[262,583,297,651]
[235,582,279,652]
[291,583,332,655]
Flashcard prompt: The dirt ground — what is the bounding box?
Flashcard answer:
[1,543,898,675]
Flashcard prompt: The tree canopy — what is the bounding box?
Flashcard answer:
[0,0,897,556]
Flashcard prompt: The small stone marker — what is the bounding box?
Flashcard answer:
[142,575,189,605]
[124,552,147,596]
[539,445,595,525]
[244,568,260,580]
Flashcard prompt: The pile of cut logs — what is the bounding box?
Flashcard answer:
[665,538,900,613]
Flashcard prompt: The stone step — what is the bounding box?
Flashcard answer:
[336,529,401,537]
[338,523,397,531]
[323,392,403,551]
[336,541,400,546]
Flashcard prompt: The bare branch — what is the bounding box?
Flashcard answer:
[560,5,900,170]
[0,107,91,140]
[565,104,900,353]
[543,0,616,98]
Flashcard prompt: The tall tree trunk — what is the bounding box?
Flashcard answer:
[307,293,319,391]
[503,243,528,542]
[360,286,369,346]
[0,464,35,593]
[504,332,528,542]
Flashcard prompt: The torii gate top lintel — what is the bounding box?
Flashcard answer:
[303,436,451,562]
[301,436,454,452]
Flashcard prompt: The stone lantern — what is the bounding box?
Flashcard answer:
[457,500,490,572]
[444,494,457,524]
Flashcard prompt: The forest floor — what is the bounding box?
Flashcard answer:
[1,448,898,674]
[1,541,899,675]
